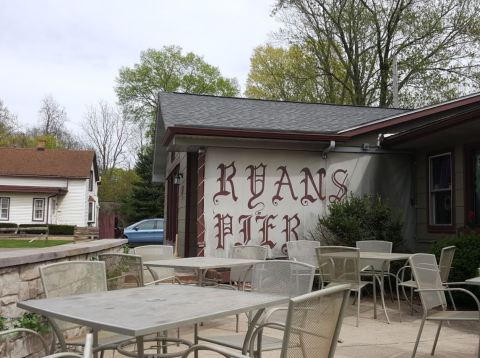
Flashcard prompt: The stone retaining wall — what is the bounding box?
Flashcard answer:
[0,239,127,357]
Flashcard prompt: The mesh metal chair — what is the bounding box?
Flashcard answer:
[287,240,322,288]
[183,284,351,358]
[39,261,131,355]
[230,245,268,286]
[133,245,180,284]
[0,328,50,357]
[398,246,456,313]
[98,253,144,290]
[409,253,480,358]
[42,333,93,358]
[316,246,371,327]
[197,260,316,356]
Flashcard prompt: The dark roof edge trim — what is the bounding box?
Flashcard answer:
[162,126,349,146]
[383,106,480,146]
[339,92,480,136]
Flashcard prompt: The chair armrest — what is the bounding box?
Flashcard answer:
[416,287,480,310]
[0,328,50,354]
[262,307,288,323]
[42,353,83,358]
[144,275,182,285]
[181,343,250,358]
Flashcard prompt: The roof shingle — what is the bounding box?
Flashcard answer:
[158,92,408,134]
[0,148,96,179]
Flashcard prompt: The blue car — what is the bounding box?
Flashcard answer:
[123,218,164,244]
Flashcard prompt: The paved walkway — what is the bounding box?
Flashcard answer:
[102,298,478,357]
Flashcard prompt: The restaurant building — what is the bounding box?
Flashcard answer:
[153,92,480,257]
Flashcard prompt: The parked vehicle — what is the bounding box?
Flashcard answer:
[123,218,164,244]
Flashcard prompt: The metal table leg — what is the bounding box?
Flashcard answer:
[136,336,144,358]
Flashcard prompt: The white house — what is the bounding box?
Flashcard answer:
[0,144,99,227]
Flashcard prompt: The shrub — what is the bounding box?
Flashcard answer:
[13,313,49,333]
[311,194,404,249]
[0,223,17,228]
[48,225,75,236]
[17,224,75,235]
[431,233,480,307]
[0,316,6,331]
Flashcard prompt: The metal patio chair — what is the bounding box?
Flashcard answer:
[409,253,480,358]
[398,246,456,313]
[98,253,144,290]
[42,333,93,358]
[133,245,181,284]
[39,261,131,356]
[229,245,268,288]
[287,240,322,287]
[316,246,372,327]
[196,260,316,357]
[183,284,351,358]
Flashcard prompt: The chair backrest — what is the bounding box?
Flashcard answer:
[133,245,175,283]
[251,260,315,297]
[133,245,174,261]
[409,253,447,311]
[280,284,351,358]
[98,253,144,290]
[287,240,321,268]
[438,246,456,282]
[316,246,360,285]
[356,240,392,271]
[39,261,107,332]
[230,245,268,283]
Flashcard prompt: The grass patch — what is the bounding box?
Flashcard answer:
[0,239,71,248]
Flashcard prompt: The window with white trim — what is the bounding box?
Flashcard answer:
[429,153,452,226]
[88,202,95,223]
[0,197,10,220]
[33,198,45,222]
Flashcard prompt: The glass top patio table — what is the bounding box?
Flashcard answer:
[17,284,289,358]
[144,257,264,285]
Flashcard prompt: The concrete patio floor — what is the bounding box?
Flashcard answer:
[102,297,478,357]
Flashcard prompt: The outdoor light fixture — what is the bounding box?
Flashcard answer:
[173,172,184,185]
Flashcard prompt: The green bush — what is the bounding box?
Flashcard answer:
[0,316,6,331]
[0,223,18,228]
[13,313,49,333]
[431,233,480,307]
[17,224,75,235]
[48,225,75,235]
[311,194,404,249]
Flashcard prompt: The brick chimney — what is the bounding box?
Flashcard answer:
[37,138,46,151]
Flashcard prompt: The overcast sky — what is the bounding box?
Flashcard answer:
[0,0,280,132]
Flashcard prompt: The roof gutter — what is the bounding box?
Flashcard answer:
[162,126,349,146]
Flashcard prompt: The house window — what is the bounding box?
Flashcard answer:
[429,152,453,226]
[89,170,94,191]
[0,197,10,220]
[88,202,95,223]
[32,198,45,222]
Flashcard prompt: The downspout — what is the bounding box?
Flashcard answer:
[46,194,57,225]
[322,140,336,159]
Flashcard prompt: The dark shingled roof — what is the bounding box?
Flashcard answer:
[0,148,96,179]
[158,92,409,134]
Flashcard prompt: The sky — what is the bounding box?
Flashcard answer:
[0,0,280,133]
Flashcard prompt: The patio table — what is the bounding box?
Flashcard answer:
[17,284,289,358]
[144,257,263,286]
[359,252,411,324]
[465,277,480,285]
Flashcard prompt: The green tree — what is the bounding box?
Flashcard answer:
[98,168,138,203]
[121,145,164,223]
[274,0,480,107]
[245,44,347,103]
[116,45,239,124]
[0,99,17,136]
[116,46,240,223]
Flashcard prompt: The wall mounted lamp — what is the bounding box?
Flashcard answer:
[173,172,184,185]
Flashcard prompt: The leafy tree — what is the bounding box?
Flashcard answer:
[98,168,139,203]
[274,0,480,107]
[247,45,329,102]
[117,46,240,223]
[116,45,240,125]
[121,145,164,224]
